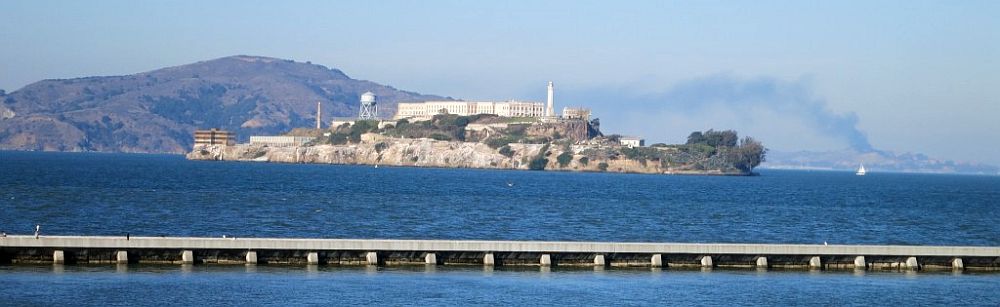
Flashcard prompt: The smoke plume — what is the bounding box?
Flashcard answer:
[574,75,876,152]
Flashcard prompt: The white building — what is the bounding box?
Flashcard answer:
[619,136,645,148]
[249,136,316,147]
[393,82,557,120]
[394,100,545,120]
[393,101,545,120]
[562,107,591,120]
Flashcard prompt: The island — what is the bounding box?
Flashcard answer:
[187,113,766,176]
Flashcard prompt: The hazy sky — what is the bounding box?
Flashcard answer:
[2,1,998,164]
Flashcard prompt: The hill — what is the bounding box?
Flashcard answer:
[0,55,449,153]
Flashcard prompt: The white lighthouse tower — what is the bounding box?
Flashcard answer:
[315,101,322,129]
[546,81,555,117]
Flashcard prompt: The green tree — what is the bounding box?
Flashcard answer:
[529,157,548,170]
[726,136,767,173]
[556,151,573,167]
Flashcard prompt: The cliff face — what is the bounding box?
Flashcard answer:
[187,136,746,175]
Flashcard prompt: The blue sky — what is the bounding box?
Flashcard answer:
[2,1,998,163]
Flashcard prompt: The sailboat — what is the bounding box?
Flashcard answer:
[856,163,866,176]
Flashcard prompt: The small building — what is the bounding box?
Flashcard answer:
[561,107,591,120]
[620,136,645,148]
[193,129,235,146]
[249,136,315,147]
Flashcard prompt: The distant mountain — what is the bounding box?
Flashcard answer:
[0,55,449,153]
[763,149,999,175]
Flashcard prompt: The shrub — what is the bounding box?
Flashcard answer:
[578,157,589,166]
[529,157,548,170]
[486,136,517,149]
[556,152,573,167]
[498,145,515,157]
[597,162,609,171]
[374,142,389,154]
[429,133,451,141]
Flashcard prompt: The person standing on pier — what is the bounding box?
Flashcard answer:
[34,224,40,239]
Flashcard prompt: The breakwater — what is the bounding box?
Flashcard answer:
[2,236,996,271]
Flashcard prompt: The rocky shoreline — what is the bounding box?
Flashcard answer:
[186,136,748,176]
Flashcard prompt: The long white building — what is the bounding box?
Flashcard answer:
[394,100,545,120]
[393,82,557,120]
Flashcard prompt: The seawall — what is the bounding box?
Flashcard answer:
[2,236,996,270]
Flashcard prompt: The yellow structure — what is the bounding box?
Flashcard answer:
[193,129,235,146]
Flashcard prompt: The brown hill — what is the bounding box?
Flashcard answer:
[0,55,449,153]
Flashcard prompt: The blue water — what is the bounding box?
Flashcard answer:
[1,151,998,305]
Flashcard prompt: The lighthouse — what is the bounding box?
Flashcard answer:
[315,101,322,129]
[546,81,555,117]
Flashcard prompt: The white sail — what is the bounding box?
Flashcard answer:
[856,164,866,176]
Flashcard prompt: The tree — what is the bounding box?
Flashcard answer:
[556,151,573,167]
[529,157,548,170]
[727,136,767,173]
[686,131,705,145]
[687,129,738,147]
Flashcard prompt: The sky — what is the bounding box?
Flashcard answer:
[2,1,998,164]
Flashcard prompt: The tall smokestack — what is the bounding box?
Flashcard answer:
[316,101,322,129]
[546,81,554,117]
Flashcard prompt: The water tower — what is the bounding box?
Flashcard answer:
[359,91,378,120]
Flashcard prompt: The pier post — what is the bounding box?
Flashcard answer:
[53,250,65,264]
[483,253,495,266]
[365,252,379,265]
[181,250,194,264]
[593,254,606,266]
[424,253,437,265]
[904,257,919,270]
[755,256,768,268]
[809,256,822,269]
[245,251,258,264]
[699,256,713,267]
[540,254,552,266]
[650,254,663,267]
[116,250,128,264]
[307,252,319,265]
[952,258,964,270]
[853,256,866,269]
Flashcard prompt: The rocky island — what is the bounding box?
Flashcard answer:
[187,113,766,176]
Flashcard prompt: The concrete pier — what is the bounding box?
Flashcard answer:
[53,250,65,264]
[594,254,606,266]
[650,254,663,267]
[854,256,867,269]
[1,236,996,271]
[699,256,713,267]
[540,254,552,266]
[905,257,919,270]
[181,250,194,264]
[483,253,495,266]
[809,256,822,269]
[755,256,768,268]
[116,250,128,264]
